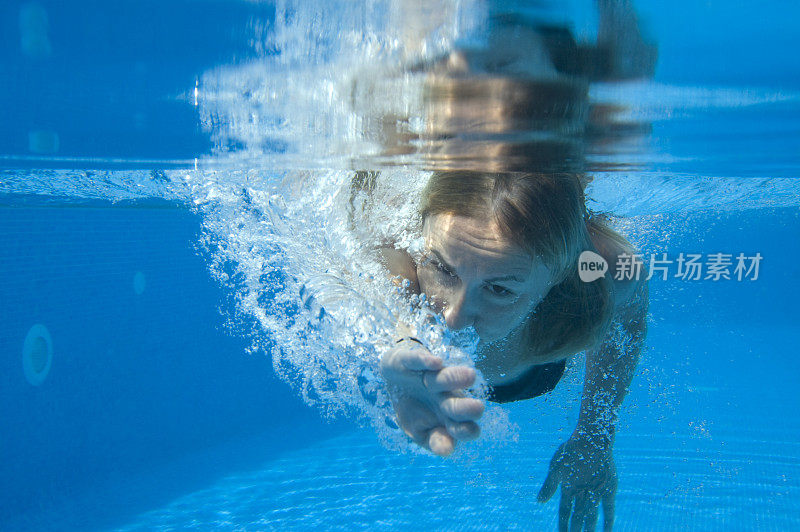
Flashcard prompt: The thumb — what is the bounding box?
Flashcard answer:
[537,462,562,503]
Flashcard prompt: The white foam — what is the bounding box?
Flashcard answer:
[193,167,512,449]
[198,0,483,168]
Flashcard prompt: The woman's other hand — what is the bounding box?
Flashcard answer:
[537,434,618,531]
[380,337,485,456]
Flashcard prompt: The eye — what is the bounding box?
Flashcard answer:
[421,255,455,278]
[434,263,457,281]
[485,283,515,298]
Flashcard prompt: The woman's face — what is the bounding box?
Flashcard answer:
[418,213,556,343]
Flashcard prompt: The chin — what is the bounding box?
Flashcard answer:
[476,320,524,345]
[476,329,506,344]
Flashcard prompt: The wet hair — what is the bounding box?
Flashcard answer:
[420,170,616,360]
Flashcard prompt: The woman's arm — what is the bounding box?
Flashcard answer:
[577,276,648,443]
[376,244,485,456]
[538,273,649,531]
[580,222,650,442]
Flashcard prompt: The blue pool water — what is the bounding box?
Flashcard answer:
[2,1,800,530]
[3,204,798,530]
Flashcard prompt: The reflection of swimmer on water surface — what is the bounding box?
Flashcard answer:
[365,0,657,175]
[349,2,655,530]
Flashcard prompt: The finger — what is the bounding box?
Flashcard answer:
[538,465,561,503]
[403,421,443,452]
[584,497,600,532]
[394,349,443,372]
[444,420,480,441]
[423,366,476,392]
[558,489,572,532]
[396,395,439,432]
[602,490,615,532]
[405,429,428,449]
[570,492,587,532]
[402,420,433,450]
[427,426,455,456]
[439,396,485,421]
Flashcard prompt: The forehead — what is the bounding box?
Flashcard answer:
[423,213,550,281]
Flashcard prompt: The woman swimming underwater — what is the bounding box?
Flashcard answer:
[376,170,648,531]
[348,2,655,530]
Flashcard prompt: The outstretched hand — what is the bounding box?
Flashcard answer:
[538,435,618,531]
[380,338,485,456]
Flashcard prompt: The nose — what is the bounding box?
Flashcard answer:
[443,289,474,330]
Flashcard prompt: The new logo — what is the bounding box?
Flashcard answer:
[578,251,608,282]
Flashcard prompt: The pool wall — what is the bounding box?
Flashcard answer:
[0,202,340,529]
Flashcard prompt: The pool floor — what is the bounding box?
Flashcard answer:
[100,322,800,530]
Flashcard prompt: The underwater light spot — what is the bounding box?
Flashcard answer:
[133,112,147,131]
[133,271,146,295]
[23,324,52,386]
[28,130,59,154]
[19,2,52,58]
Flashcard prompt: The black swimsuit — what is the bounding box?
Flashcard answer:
[487,359,567,403]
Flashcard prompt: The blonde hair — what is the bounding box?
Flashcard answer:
[420,170,616,361]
